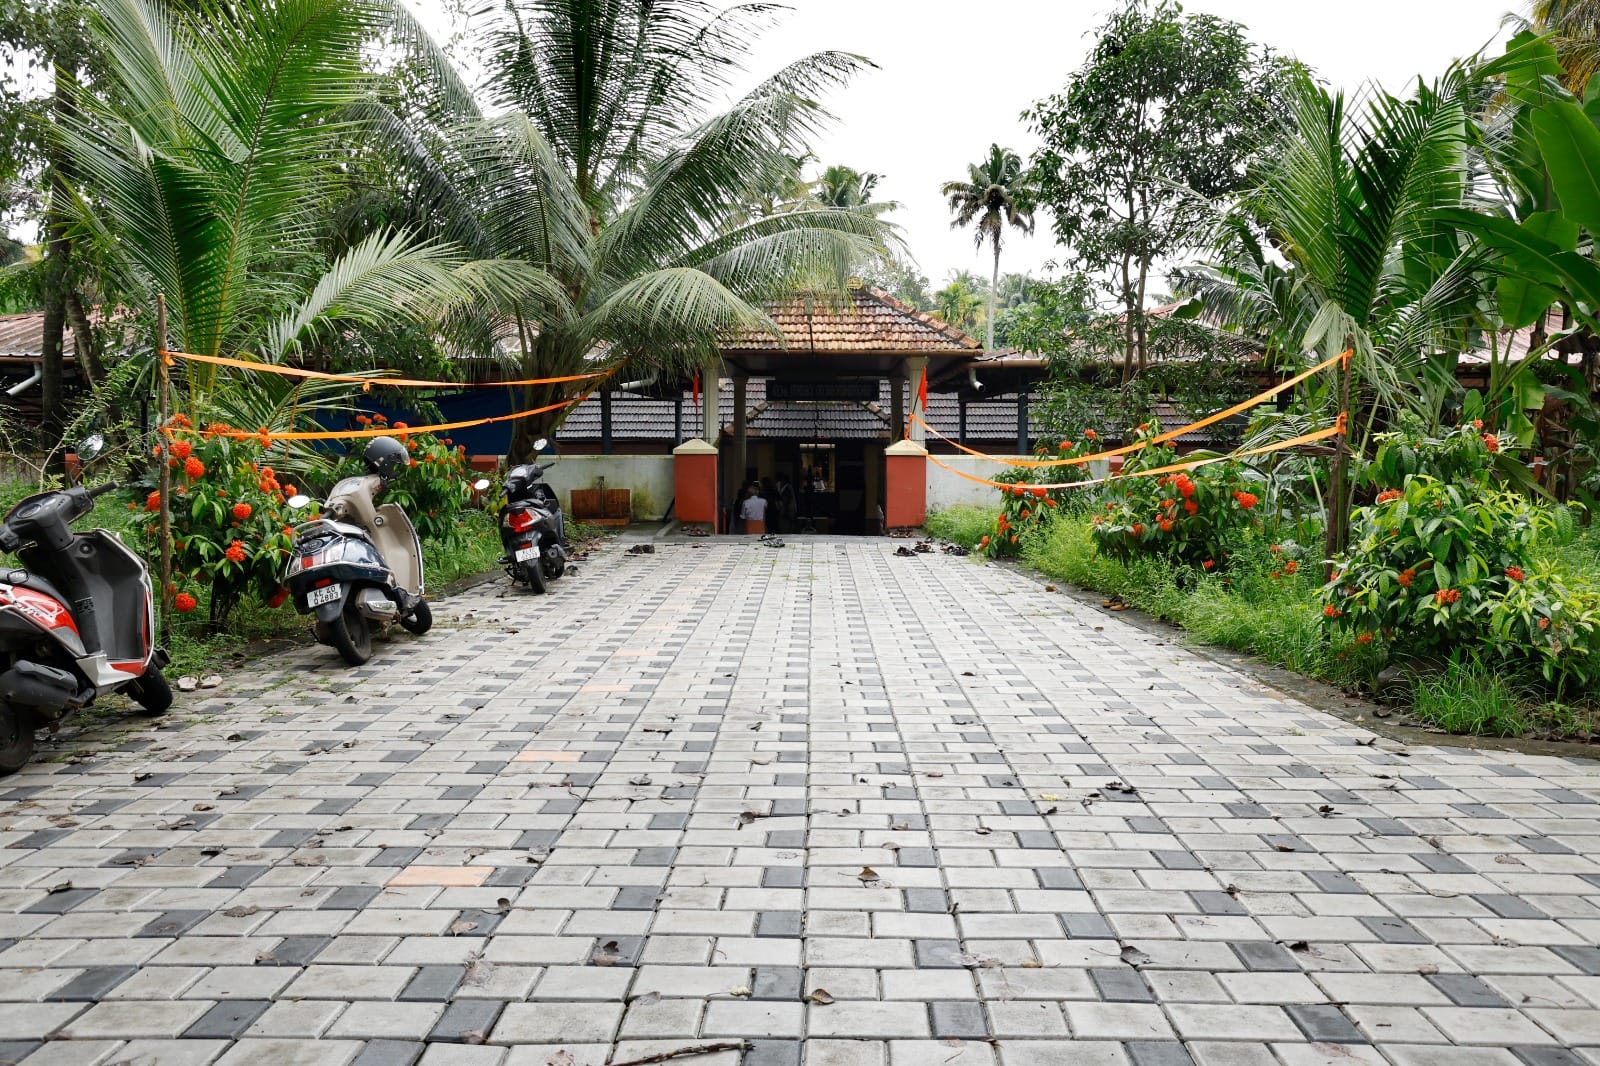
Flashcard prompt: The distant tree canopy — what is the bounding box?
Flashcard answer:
[1025,0,1295,382]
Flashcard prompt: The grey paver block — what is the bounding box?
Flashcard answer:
[1285,1004,1368,1043]
[430,1001,505,1043]
[930,1001,988,1038]
[184,1000,274,1040]
[1426,974,1509,1007]
[1125,1043,1195,1066]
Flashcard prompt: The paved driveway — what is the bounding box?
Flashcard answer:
[1,538,1598,1066]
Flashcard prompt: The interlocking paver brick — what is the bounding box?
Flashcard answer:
[0,538,1594,1063]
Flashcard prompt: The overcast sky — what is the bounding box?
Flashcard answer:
[410,0,1517,289]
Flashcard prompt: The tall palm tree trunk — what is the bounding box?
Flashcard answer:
[987,238,1000,352]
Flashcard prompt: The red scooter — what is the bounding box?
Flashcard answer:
[0,436,170,774]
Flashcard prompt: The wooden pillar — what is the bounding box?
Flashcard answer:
[600,385,613,455]
[673,396,683,445]
[890,369,905,441]
[732,375,748,487]
[1015,388,1029,455]
[907,356,927,445]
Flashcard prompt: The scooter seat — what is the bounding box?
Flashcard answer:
[0,568,68,608]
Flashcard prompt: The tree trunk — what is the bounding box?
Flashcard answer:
[987,238,999,352]
[1120,254,1136,385]
[38,61,77,469]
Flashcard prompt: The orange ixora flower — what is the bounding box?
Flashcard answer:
[174,592,198,613]
[145,491,161,512]
[1183,500,1198,515]
[1398,568,1415,588]
[169,440,192,460]
[224,540,246,564]
[1323,604,1342,618]
[1539,617,1551,629]
[1376,489,1401,504]
[183,456,205,479]
[1482,433,1500,453]
[1505,566,1524,582]
[1434,588,1461,605]
[1284,560,1298,575]
[1202,559,1215,570]
[1233,491,1259,510]
[1084,429,1098,440]
[231,503,252,521]
[1356,632,1374,645]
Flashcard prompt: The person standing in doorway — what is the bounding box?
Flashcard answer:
[740,484,768,535]
[775,473,797,534]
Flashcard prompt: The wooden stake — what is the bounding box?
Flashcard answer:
[1325,347,1354,568]
[156,294,173,643]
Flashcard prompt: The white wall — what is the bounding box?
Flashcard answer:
[927,455,1111,513]
[542,456,676,522]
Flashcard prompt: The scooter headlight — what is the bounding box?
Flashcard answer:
[287,539,346,575]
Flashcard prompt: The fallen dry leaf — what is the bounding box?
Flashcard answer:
[808,988,835,1005]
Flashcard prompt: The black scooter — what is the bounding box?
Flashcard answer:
[490,438,567,594]
[0,434,170,774]
[283,437,431,666]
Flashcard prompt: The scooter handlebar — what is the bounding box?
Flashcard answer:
[87,482,122,499]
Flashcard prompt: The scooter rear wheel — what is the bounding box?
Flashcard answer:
[126,666,172,715]
[329,604,373,666]
[400,599,432,635]
[0,707,35,776]
[525,557,547,594]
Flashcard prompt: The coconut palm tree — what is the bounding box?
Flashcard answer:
[814,165,896,216]
[942,145,1035,351]
[1187,65,1488,554]
[399,0,894,461]
[62,0,532,432]
[1527,0,1600,93]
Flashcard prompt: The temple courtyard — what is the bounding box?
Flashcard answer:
[0,536,1597,1066]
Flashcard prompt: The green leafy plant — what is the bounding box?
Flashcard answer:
[134,418,306,625]
[1089,423,1265,571]
[975,431,1101,558]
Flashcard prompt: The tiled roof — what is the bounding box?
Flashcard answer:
[554,378,1243,447]
[720,286,983,353]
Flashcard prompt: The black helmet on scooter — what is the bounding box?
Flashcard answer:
[362,435,408,484]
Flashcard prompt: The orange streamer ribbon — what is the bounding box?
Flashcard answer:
[927,419,1346,493]
[912,351,1349,470]
[159,349,608,391]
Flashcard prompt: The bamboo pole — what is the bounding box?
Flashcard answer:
[156,295,173,643]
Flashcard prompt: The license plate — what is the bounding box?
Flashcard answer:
[514,546,539,563]
[306,584,343,607]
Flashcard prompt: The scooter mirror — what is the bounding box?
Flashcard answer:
[287,494,312,511]
[533,438,548,451]
[77,433,105,462]
[473,479,491,491]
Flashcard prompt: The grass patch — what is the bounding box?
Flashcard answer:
[926,506,993,549]
[931,509,1600,742]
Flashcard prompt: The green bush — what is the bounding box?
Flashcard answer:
[1326,436,1600,693]
[1089,422,1265,571]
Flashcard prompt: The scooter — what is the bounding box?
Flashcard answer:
[0,434,170,775]
[492,438,567,594]
[284,436,431,666]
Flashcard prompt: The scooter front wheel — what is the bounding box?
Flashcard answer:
[126,666,172,715]
[400,599,432,635]
[0,707,35,776]
[328,604,373,666]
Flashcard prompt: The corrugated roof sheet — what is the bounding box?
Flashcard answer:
[720,286,983,353]
[0,312,79,360]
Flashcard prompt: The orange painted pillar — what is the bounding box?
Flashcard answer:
[673,438,719,528]
[883,439,927,531]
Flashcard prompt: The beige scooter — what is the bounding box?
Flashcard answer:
[283,436,430,665]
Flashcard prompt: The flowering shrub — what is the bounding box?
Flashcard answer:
[976,431,1098,558]
[1321,472,1600,691]
[332,416,476,548]
[1361,421,1508,492]
[1089,422,1265,571]
[135,417,304,624]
